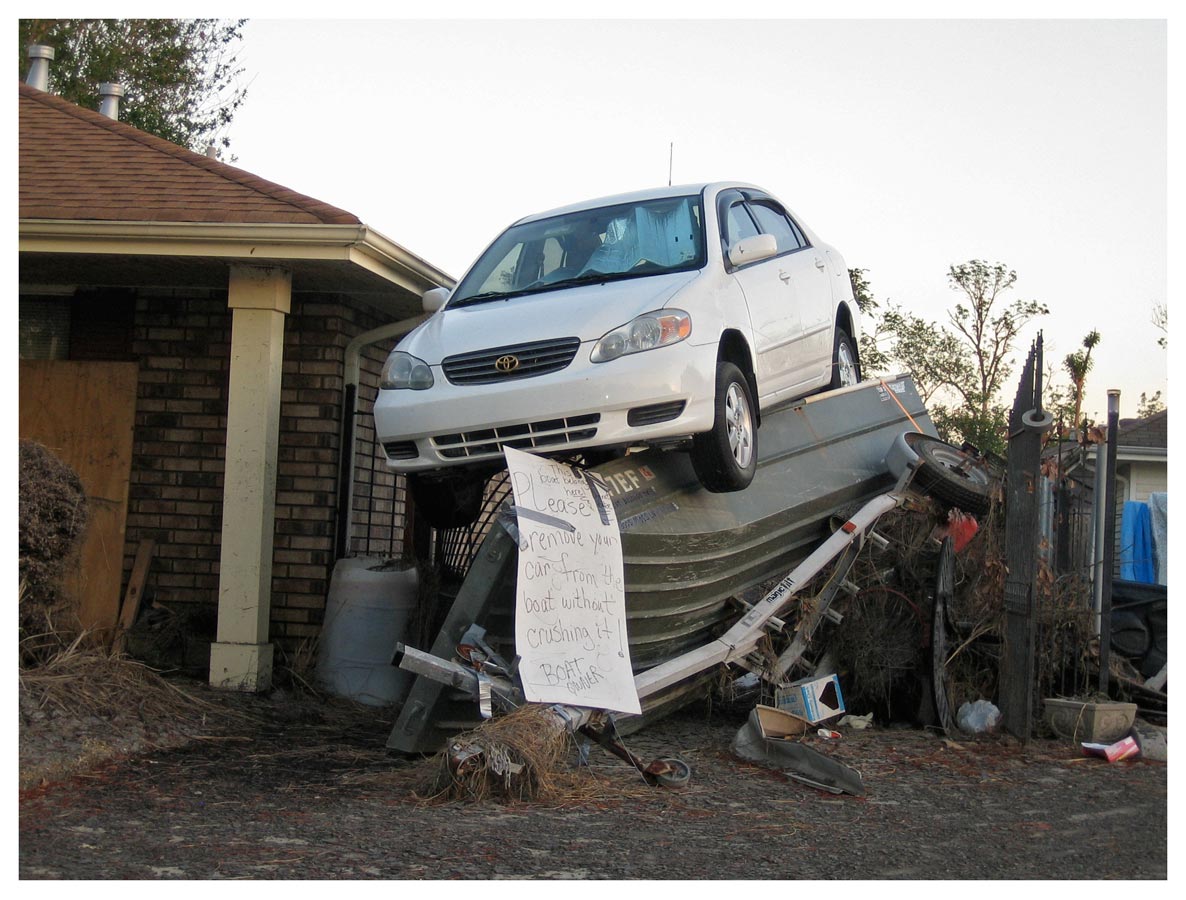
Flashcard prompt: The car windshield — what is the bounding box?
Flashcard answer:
[449,194,706,307]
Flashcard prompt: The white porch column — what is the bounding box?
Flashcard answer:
[209,265,291,691]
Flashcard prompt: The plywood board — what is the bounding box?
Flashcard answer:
[19,361,139,635]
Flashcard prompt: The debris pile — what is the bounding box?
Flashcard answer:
[425,704,570,802]
[18,439,88,656]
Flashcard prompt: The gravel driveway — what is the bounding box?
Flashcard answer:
[19,686,1167,880]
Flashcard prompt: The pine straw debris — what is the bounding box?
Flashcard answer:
[415,704,663,806]
[19,628,216,727]
[422,704,571,803]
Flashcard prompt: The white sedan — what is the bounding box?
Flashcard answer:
[374,182,861,527]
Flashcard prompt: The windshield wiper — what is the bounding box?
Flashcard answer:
[448,291,516,308]
[450,268,661,308]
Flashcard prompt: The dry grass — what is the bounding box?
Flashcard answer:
[18,612,230,790]
[19,627,215,725]
[420,704,572,803]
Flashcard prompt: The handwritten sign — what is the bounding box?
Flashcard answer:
[504,446,640,715]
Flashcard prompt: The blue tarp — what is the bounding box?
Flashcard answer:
[1120,501,1156,584]
[1149,492,1167,585]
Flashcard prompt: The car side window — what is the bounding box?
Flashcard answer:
[725,202,760,247]
[749,202,804,255]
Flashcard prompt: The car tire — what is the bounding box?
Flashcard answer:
[691,361,757,493]
[903,433,994,515]
[829,327,861,390]
[408,473,487,530]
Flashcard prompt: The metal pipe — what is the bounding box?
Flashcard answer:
[1099,389,1120,694]
[1091,440,1107,633]
[333,383,358,560]
[98,82,124,119]
[335,314,429,560]
[25,45,54,91]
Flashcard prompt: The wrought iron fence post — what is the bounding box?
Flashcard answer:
[1001,334,1052,740]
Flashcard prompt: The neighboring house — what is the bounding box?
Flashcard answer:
[1113,410,1168,504]
[1050,409,1168,582]
[18,78,452,692]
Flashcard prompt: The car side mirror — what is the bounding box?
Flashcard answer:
[422,286,450,313]
[728,234,778,268]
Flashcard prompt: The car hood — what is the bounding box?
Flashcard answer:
[398,270,701,364]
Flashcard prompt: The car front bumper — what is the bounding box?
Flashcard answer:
[372,339,720,472]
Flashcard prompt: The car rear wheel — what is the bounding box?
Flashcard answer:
[691,361,757,493]
[829,327,860,390]
[409,473,487,529]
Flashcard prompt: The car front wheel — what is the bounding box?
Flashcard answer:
[691,361,757,493]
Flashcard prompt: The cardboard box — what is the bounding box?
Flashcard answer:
[774,674,845,723]
[753,704,811,741]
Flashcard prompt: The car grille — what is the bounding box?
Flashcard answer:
[432,414,600,460]
[441,337,581,385]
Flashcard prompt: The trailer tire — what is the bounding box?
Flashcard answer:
[653,757,692,789]
[829,328,861,390]
[904,433,993,515]
[409,473,486,529]
[692,361,757,493]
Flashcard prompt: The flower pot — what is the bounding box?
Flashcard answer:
[1044,698,1137,743]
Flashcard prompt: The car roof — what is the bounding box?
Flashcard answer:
[515,182,760,225]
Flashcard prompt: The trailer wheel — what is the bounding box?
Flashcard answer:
[409,473,486,529]
[652,756,692,789]
[904,433,993,515]
[829,327,861,390]
[691,361,757,493]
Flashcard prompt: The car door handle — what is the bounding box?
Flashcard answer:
[814,257,826,270]
[778,270,791,284]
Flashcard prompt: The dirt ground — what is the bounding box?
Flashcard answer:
[18,679,1168,881]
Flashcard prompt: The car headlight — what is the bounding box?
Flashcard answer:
[380,351,434,390]
[591,310,692,363]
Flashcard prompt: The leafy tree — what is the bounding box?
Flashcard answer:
[1152,302,1167,349]
[1044,330,1102,441]
[1137,391,1165,419]
[1062,330,1101,433]
[867,260,1047,455]
[18,18,248,154]
[848,269,891,376]
[945,261,1049,418]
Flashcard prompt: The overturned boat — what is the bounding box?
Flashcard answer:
[389,375,937,753]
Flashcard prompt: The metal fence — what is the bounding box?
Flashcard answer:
[345,344,410,561]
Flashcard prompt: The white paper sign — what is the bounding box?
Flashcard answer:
[504,446,640,715]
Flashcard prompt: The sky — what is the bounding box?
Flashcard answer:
[221,10,1169,421]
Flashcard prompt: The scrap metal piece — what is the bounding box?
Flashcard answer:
[578,719,693,789]
[732,707,865,796]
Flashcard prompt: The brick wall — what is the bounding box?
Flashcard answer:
[125,289,231,610]
[124,287,407,654]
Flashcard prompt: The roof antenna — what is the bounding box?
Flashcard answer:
[668,142,674,186]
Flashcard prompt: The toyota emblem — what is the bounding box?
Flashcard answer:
[495,355,520,373]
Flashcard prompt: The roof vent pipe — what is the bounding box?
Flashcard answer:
[25,45,55,91]
[98,83,125,120]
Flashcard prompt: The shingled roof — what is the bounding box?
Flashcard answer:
[1118,409,1168,450]
[18,82,360,226]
